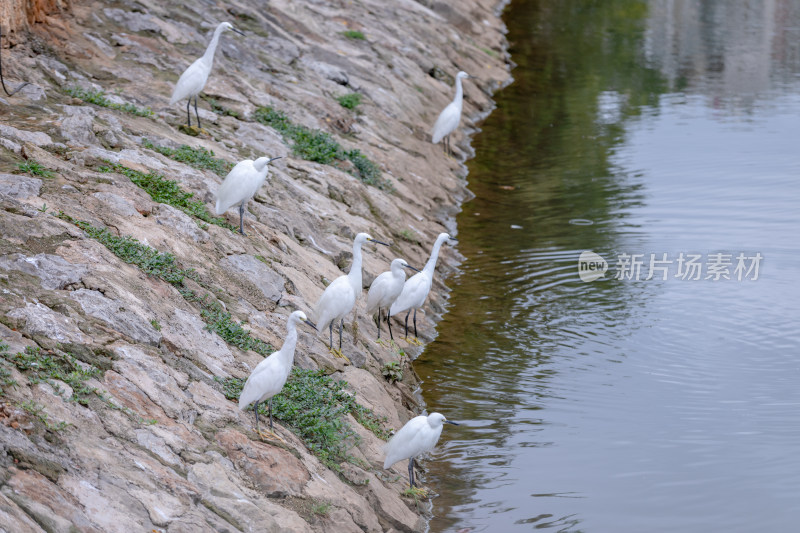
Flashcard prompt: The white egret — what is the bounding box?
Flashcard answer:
[315,232,390,359]
[366,258,420,343]
[389,232,456,345]
[384,412,459,488]
[238,310,316,440]
[215,156,281,235]
[170,21,245,129]
[431,71,471,155]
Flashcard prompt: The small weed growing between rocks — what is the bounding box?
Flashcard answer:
[17,160,55,178]
[150,319,162,332]
[312,501,331,516]
[55,213,196,285]
[0,344,100,406]
[341,30,365,40]
[142,138,233,177]
[253,106,392,190]
[381,361,403,383]
[101,162,236,231]
[336,93,362,110]
[398,229,420,245]
[181,290,273,356]
[19,400,69,432]
[65,87,153,117]
[219,368,389,470]
[204,97,242,119]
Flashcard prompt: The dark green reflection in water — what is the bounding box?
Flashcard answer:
[416,0,667,531]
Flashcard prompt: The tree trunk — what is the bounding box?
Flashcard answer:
[0,0,71,45]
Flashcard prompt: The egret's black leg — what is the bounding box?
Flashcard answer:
[387,310,394,340]
[404,310,411,338]
[329,322,334,350]
[377,308,382,339]
[338,319,344,351]
[253,401,260,434]
[194,96,201,129]
[186,99,192,127]
[408,457,415,488]
[238,202,246,235]
[413,308,418,338]
[268,398,274,430]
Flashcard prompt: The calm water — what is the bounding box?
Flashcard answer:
[416,1,800,531]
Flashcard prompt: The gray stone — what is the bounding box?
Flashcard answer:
[69,289,161,346]
[0,253,86,290]
[0,124,53,147]
[60,113,97,146]
[7,303,89,344]
[152,204,207,243]
[0,174,42,199]
[220,254,284,303]
[92,192,140,217]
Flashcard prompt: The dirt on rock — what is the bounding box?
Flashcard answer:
[0,0,509,530]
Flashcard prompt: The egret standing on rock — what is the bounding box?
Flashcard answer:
[170,21,245,129]
[384,412,459,490]
[431,71,471,155]
[238,310,316,440]
[315,232,390,359]
[366,258,419,344]
[215,156,281,235]
[390,232,456,345]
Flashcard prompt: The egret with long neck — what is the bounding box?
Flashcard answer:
[314,232,390,359]
[215,156,282,235]
[366,258,420,343]
[170,21,245,129]
[238,310,316,440]
[431,71,471,155]
[389,232,456,345]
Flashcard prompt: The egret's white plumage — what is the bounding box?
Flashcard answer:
[239,310,316,437]
[315,232,389,357]
[215,156,281,235]
[384,412,459,488]
[389,233,455,342]
[366,258,419,341]
[170,21,244,128]
[431,71,471,154]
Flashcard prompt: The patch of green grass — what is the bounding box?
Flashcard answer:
[253,106,391,190]
[103,162,236,231]
[341,30,365,40]
[480,46,498,58]
[381,361,403,383]
[398,229,420,245]
[204,97,242,119]
[142,138,233,177]
[219,368,389,470]
[17,160,55,179]
[0,345,101,406]
[336,93,362,110]
[55,212,196,285]
[312,501,331,516]
[150,319,162,332]
[65,87,153,117]
[182,290,273,356]
[19,400,69,432]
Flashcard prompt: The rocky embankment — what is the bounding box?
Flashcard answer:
[0,0,509,530]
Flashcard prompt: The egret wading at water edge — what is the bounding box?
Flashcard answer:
[170,21,245,129]
[384,412,459,490]
[390,232,456,345]
[431,71,471,155]
[215,156,282,235]
[315,233,390,359]
[366,258,420,344]
[238,311,317,441]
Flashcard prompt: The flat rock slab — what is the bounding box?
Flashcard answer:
[220,254,285,304]
[0,173,43,199]
[0,253,86,290]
